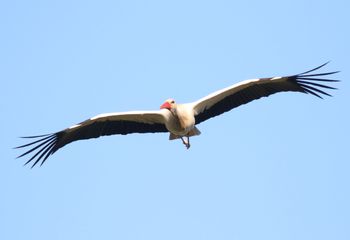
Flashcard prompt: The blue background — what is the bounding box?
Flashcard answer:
[2,1,349,239]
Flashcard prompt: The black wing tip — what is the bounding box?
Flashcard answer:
[298,61,331,75]
[294,62,339,98]
[16,133,58,168]
[19,133,53,139]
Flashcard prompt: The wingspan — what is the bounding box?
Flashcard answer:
[16,110,168,167]
[192,62,339,124]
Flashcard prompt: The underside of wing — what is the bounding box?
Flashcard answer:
[16,110,168,168]
[194,62,339,124]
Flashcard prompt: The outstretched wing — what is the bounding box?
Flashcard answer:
[16,110,168,167]
[192,62,339,124]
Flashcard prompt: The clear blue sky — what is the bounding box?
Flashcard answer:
[1,1,349,239]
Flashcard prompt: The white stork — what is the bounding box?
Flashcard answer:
[16,63,339,167]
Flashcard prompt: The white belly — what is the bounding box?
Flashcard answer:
[165,114,194,135]
[164,105,195,136]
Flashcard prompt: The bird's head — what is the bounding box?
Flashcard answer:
[160,98,176,111]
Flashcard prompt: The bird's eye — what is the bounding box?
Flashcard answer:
[171,100,175,104]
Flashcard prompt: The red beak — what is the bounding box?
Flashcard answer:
[160,102,171,110]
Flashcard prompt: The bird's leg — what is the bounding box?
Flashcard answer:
[180,137,186,146]
[181,136,190,149]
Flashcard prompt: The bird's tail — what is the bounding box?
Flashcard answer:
[168,127,201,140]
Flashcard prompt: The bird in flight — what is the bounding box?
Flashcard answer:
[16,62,339,167]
